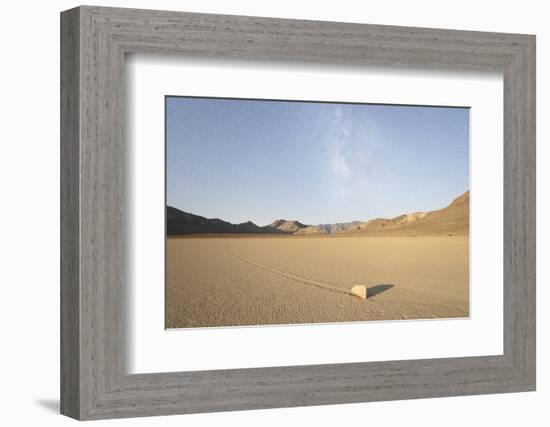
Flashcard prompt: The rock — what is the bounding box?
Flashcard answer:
[350,285,367,300]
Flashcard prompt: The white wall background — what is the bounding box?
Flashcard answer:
[0,0,546,425]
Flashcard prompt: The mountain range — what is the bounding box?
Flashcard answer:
[167,191,469,236]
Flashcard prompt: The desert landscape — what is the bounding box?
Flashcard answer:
[165,97,470,328]
[166,191,470,328]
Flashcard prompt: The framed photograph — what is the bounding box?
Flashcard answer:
[60,6,535,420]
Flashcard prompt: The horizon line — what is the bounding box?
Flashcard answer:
[167,189,469,228]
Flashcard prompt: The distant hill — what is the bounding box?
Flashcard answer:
[295,221,364,235]
[268,219,308,233]
[386,191,469,236]
[167,191,469,236]
[167,207,276,235]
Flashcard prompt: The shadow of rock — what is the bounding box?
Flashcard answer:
[367,284,394,298]
[35,399,59,413]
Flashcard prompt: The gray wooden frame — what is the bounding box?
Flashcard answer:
[60,5,536,420]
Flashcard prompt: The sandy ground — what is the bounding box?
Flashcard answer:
[166,235,469,328]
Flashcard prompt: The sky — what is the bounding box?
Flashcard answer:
[166,96,469,226]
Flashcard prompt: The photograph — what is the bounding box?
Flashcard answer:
[165,96,470,329]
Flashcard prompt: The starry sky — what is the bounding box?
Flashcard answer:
[166,96,469,226]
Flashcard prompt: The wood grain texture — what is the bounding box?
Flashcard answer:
[60,5,536,420]
[60,7,80,419]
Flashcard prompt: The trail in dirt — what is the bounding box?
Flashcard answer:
[226,245,352,297]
